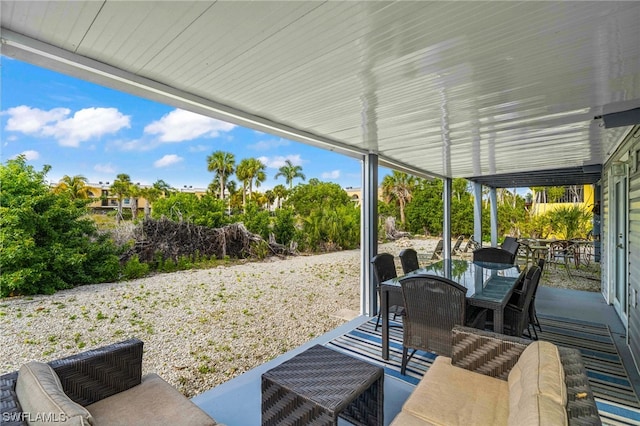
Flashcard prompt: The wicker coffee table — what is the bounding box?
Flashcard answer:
[261,345,384,426]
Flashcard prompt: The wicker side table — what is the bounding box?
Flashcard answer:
[261,345,384,426]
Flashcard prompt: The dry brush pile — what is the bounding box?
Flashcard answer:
[120,218,295,264]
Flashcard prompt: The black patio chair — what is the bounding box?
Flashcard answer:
[472,247,515,264]
[398,274,487,374]
[451,235,465,256]
[527,258,546,337]
[503,266,541,338]
[371,253,403,331]
[399,248,420,274]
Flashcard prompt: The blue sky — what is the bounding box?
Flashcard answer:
[1,57,370,191]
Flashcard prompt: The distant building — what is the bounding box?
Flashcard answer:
[343,186,383,207]
[56,182,208,214]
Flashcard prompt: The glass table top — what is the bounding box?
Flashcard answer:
[381,259,522,303]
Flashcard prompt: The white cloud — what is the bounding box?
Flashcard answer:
[111,138,156,152]
[14,150,40,161]
[189,144,210,153]
[322,170,341,179]
[94,163,116,174]
[5,106,70,134]
[248,138,290,151]
[3,105,130,147]
[154,154,184,168]
[144,109,236,142]
[258,154,305,169]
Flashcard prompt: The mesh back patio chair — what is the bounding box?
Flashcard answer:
[472,247,515,264]
[371,253,403,331]
[398,274,487,374]
[399,248,420,274]
[503,266,541,338]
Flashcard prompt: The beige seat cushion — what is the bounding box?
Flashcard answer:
[16,361,94,426]
[390,410,439,426]
[402,356,510,426]
[86,373,217,426]
[508,341,567,426]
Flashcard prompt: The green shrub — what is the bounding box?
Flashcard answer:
[240,203,271,240]
[0,157,121,296]
[272,208,296,246]
[252,240,270,259]
[122,255,149,280]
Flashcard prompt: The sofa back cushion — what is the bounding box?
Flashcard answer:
[16,361,94,425]
[507,341,567,425]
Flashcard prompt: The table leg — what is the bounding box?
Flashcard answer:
[381,288,389,360]
[493,307,503,333]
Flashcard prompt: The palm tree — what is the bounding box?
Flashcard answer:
[128,183,141,220]
[207,151,235,200]
[236,158,267,211]
[140,185,161,219]
[110,174,132,223]
[382,171,416,225]
[264,189,276,210]
[153,179,174,197]
[53,175,90,199]
[246,158,266,199]
[275,159,305,189]
[272,184,288,209]
[235,160,251,212]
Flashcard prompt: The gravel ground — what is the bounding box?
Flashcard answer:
[0,237,599,397]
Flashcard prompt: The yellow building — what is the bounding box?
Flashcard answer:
[344,186,384,206]
[530,184,596,216]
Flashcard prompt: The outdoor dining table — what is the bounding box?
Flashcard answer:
[379,259,521,360]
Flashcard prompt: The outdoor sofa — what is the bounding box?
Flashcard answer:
[0,339,217,426]
[391,326,601,426]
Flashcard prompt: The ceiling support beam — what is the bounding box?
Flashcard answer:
[361,153,378,318]
[489,188,498,247]
[443,177,452,260]
[473,182,483,245]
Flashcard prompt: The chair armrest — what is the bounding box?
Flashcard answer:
[50,338,144,405]
[559,348,602,425]
[451,326,531,380]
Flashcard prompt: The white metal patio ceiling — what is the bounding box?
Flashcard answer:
[2,1,639,186]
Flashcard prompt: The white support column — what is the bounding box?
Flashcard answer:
[443,177,452,259]
[489,187,498,247]
[361,153,378,317]
[473,182,483,246]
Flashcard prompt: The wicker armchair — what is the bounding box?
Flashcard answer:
[399,274,486,374]
[399,248,420,274]
[371,253,404,331]
[391,325,601,425]
[0,339,216,426]
[1,340,144,426]
[451,326,601,425]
